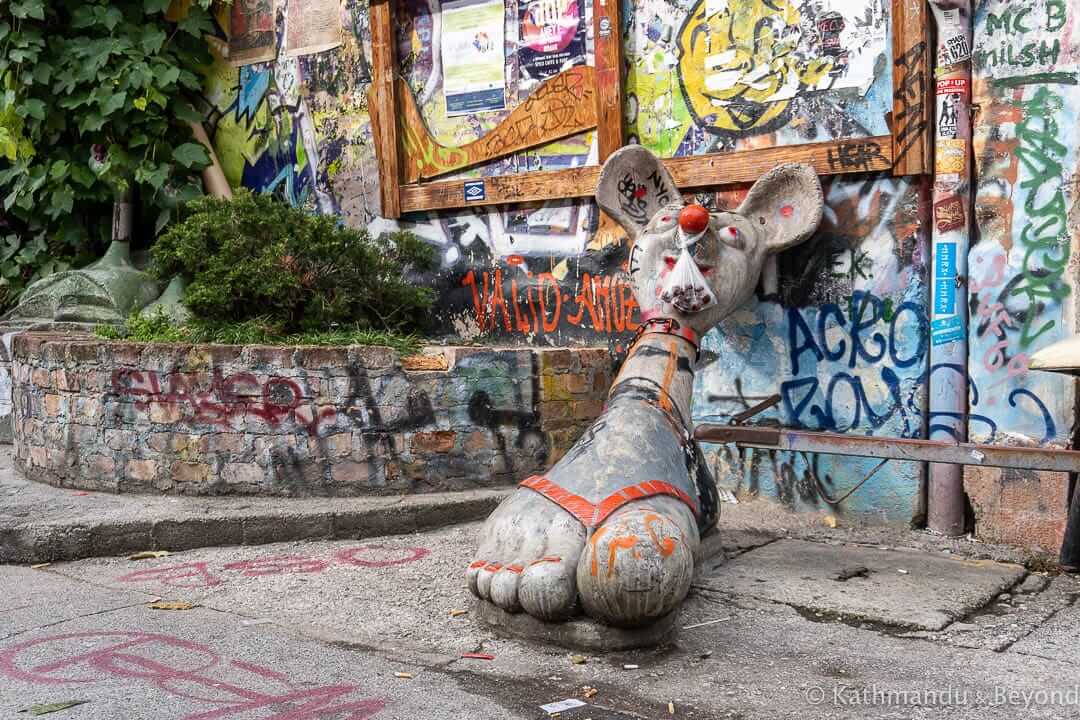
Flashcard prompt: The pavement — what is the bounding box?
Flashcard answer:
[5,501,1080,719]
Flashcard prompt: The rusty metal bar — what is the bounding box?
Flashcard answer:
[693,425,1080,475]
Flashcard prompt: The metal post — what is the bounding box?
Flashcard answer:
[926,0,973,536]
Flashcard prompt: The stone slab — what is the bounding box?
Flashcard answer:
[694,539,1027,630]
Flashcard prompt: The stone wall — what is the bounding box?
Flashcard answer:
[11,334,611,496]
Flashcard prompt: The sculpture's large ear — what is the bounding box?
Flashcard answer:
[737,163,824,254]
[595,145,681,239]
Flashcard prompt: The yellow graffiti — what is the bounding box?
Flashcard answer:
[677,0,834,134]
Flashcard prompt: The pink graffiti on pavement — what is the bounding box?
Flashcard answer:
[335,545,431,568]
[0,631,386,720]
[116,546,431,588]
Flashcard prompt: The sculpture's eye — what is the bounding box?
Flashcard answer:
[648,209,680,233]
[720,225,745,250]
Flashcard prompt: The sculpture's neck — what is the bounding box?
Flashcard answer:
[608,332,697,430]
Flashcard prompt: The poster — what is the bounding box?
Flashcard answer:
[441,0,507,115]
[229,0,278,67]
[285,0,342,57]
[518,0,587,84]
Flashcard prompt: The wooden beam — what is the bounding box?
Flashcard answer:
[399,136,894,212]
[891,0,932,176]
[592,0,624,162]
[665,136,893,189]
[400,166,602,212]
[369,0,402,218]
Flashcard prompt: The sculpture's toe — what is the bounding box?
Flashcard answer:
[489,561,525,611]
[466,487,586,620]
[518,555,578,620]
[576,498,699,628]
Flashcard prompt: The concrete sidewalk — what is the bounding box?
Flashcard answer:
[4,513,1080,718]
[0,447,507,562]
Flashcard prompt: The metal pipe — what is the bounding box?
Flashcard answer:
[926,0,974,535]
[693,425,1080,475]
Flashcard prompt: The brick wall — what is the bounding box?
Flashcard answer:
[11,334,612,496]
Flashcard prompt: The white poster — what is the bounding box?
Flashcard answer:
[441,0,507,115]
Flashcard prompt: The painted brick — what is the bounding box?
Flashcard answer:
[172,461,210,483]
[411,431,456,454]
[31,368,51,388]
[464,430,495,452]
[222,462,264,487]
[965,466,1069,554]
[125,459,159,482]
[43,394,65,417]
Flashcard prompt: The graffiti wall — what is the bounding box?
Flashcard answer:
[693,176,930,518]
[964,0,1080,548]
[969,0,1079,448]
[199,0,931,520]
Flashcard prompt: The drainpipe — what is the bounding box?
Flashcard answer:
[926,0,973,536]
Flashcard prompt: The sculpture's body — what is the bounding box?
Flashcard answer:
[468,146,824,643]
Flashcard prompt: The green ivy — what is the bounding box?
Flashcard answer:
[0,0,219,310]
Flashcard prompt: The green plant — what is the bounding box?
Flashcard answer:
[152,190,437,334]
[0,0,217,309]
[96,310,425,355]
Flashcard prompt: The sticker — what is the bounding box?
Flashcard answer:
[936,78,968,96]
[464,180,486,202]
[931,316,965,346]
[940,34,970,66]
[935,138,966,177]
[934,278,956,315]
[935,242,957,279]
[937,91,961,139]
[935,79,965,140]
[934,197,965,233]
[598,16,611,37]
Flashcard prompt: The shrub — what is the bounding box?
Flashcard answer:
[97,309,424,355]
[151,190,437,334]
[0,0,216,310]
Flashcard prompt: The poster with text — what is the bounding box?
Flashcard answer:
[518,0,587,84]
[441,0,507,115]
[229,0,278,66]
[285,0,343,56]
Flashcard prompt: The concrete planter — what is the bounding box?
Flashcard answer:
[11,333,611,496]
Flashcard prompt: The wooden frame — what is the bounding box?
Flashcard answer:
[368,0,931,218]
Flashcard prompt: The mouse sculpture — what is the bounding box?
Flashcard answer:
[467,145,824,647]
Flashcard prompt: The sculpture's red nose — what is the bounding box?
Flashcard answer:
[678,204,709,234]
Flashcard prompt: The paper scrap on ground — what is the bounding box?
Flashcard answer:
[540,698,586,713]
[442,0,507,115]
[285,0,342,57]
[229,0,278,67]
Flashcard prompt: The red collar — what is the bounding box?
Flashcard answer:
[631,313,700,358]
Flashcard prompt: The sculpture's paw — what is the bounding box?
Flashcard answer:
[467,488,587,621]
[577,496,699,628]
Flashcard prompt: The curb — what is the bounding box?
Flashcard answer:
[0,489,508,563]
